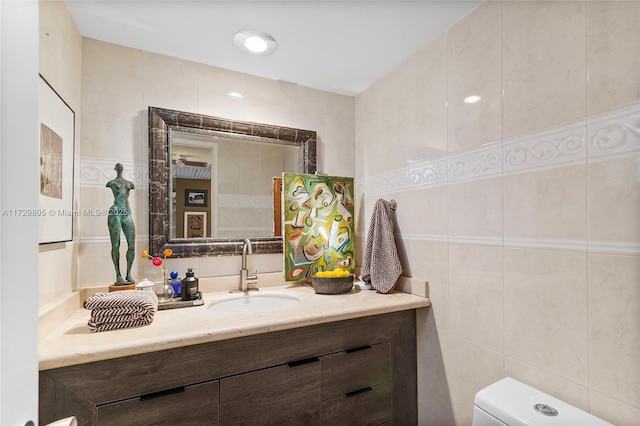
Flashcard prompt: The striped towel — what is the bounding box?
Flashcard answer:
[83,290,158,333]
[360,199,403,294]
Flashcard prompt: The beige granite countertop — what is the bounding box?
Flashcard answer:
[39,283,429,371]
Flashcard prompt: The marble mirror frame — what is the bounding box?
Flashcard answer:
[148,107,317,258]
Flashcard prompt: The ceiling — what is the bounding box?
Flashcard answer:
[65,1,480,96]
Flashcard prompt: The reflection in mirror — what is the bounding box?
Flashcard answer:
[171,132,301,239]
[149,107,316,258]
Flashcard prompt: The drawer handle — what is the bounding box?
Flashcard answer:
[345,345,372,353]
[140,386,185,401]
[287,356,319,367]
[346,387,373,397]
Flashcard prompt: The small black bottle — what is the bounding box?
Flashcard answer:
[181,268,199,301]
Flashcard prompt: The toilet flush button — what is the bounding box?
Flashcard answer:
[534,403,559,416]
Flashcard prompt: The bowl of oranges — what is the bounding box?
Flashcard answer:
[311,268,354,295]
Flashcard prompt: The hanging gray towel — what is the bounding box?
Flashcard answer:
[361,199,402,293]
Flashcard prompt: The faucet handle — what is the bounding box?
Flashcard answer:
[249,266,259,281]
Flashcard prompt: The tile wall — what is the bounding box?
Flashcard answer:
[78,39,354,288]
[355,1,639,424]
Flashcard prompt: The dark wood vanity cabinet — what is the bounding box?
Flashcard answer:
[321,342,393,425]
[97,381,220,426]
[220,360,322,425]
[40,310,417,426]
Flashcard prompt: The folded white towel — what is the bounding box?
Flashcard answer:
[360,199,403,294]
[83,290,158,333]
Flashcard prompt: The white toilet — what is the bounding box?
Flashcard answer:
[472,377,613,426]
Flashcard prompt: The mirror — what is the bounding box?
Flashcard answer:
[149,107,316,257]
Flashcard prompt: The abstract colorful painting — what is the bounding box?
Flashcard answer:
[283,173,355,282]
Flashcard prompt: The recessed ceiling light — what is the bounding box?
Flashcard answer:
[234,30,277,56]
[227,92,244,99]
[464,95,481,104]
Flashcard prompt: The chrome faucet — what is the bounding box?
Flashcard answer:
[240,238,259,291]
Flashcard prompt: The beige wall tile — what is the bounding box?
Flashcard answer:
[418,404,451,426]
[449,244,503,352]
[40,0,82,110]
[587,1,640,115]
[441,331,504,425]
[39,243,78,306]
[197,63,246,96]
[243,73,288,104]
[82,38,142,81]
[81,71,143,159]
[409,34,448,161]
[142,51,199,90]
[317,114,356,177]
[417,308,453,425]
[504,165,587,246]
[79,240,130,287]
[505,357,590,411]
[504,248,589,385]
[448,1,502,153]
[197,90,248,121]
[448,176,503,242]
[398,239,449,330]
[588,157,640,248]
[590,390,640,426]
[394,186,447,238]
[356,34,448,175]
[589,254,640,407]
[502,1,587,138]
[143,80,199,116]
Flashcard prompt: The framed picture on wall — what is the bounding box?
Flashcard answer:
[184,211,207,238]
[185,189,208,207]
[39,75,75,244]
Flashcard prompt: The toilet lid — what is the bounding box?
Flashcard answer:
[474,378,613,426]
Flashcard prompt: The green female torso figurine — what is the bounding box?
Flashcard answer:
[107,163,136,284]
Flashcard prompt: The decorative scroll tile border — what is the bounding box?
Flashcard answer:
[79,104,639,256]
[357,167,409,197]
[448,142,502,184]
[80,157,146,188]
[358,102,639,191]
[503,119,587,176]
[408,156,449,188]
[588,102,640,162]
[356,103,640,255]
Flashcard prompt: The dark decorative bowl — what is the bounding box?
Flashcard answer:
[311,275,354,295]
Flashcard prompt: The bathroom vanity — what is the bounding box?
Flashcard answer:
[39,285,428,425]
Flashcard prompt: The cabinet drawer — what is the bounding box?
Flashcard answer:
[221,359,321,425]
[96,380,219,426]
[321,381,392,426]
[321,342,390,400]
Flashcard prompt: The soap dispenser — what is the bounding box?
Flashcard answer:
[181,268,199,301]
[168,270,181,298]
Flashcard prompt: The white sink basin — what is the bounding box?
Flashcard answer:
[208,292,300,313]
